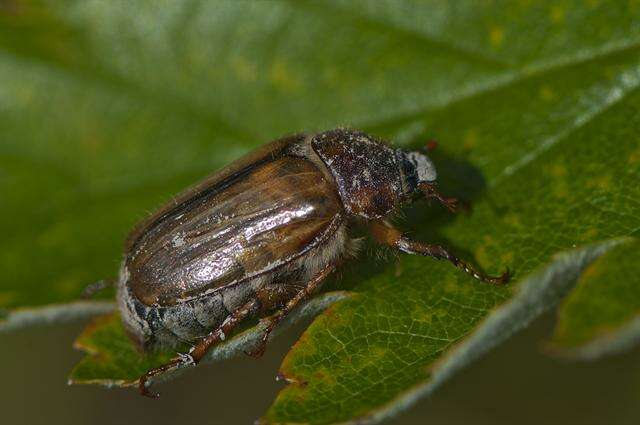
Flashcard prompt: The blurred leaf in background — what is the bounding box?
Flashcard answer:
[548,240,640,359]
[1,1,640,424]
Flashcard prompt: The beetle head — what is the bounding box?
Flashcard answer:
[397,149,438,198]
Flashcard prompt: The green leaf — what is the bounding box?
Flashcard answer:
[2,0,640,424]
[547,239,640,360]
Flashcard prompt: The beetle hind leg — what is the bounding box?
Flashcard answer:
[138,298,261,398]
[245,262,337,359]
[370,220,510,285]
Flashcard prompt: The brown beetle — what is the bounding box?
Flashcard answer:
[114,128,509,397]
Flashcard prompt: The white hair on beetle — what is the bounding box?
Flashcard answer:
[406,151,437,182]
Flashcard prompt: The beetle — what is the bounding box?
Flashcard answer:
[114,128,510,397]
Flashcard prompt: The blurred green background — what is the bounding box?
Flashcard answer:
[2,0,640,424]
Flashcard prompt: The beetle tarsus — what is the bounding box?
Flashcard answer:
[418,182,458,213]
[492,267,512,285]
[449,257,511,285]
[137,356,191,398]
[400,239,511,285]
[139,376,160,399]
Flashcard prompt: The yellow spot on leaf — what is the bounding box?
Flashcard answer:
[231,56,257,82]
[0,291,17,307]
[539,85,556,101]
[587,175,612,190]
[581,260,604,280]
[414,305,434,322]
[501,251,515,264]
[435,308,448,319]
[504,213,522,228]
[628,147,640,164]
[553,180,570,198]
[488,26,505,48]
[463,129,479,149]
[550,163,567,177]
[549,5,565,23]
[313,367,337,385]
[269,60,302,92]
[370,346,388,361]
[443,279,458,294]
[475,245,489,266]
[580,227,599,242]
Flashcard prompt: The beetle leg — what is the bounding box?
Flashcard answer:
[80,279,114,299]
[370,220,510,284]
[244,262,337,359]
[418,182,458,213]
[138,298,261,398]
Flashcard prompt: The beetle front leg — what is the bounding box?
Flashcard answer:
[244,262,337,358]
[370,220,510,284]
[138,298,261,398]
[418,182,459,213]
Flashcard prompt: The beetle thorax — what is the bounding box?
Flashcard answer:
[310,129,407,220]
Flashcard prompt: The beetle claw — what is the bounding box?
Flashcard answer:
[484,267,511,285]
[418,182,459,213]
[137,355,193,398]
[499,267,512,284]
[442,197,458,213]
[138,376,161,399]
